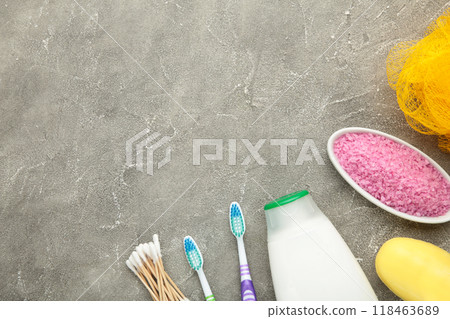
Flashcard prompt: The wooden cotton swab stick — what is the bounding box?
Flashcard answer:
[152,235,186,300]
[129,253,159,301]
[164,269,186,300]
[143,242,177,300]
[131,251,158,296]
[152,235,176,301]
[125,234,188,301]
[126,259,158,301]
[136,245,159,295]
[148,242,167,301]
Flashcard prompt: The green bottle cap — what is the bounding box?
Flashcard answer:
[264,190,309,211]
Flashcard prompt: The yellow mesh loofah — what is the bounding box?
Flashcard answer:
[387,10,450,152]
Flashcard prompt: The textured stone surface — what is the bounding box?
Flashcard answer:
[0,0,449,301]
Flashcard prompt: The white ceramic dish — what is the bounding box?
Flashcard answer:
[327,127,450,224]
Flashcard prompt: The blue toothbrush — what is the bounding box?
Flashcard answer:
[183,236,215,301]
[230,202,257,301]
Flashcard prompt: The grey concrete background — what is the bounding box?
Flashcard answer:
[0,0,449,301]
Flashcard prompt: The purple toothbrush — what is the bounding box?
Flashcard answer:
[230,202,257,301]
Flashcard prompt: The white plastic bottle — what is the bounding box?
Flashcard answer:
[264,190,378,301]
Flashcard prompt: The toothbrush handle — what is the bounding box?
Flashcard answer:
[197,268,215,301]
[241,277,256,301]
[237,237,257,301]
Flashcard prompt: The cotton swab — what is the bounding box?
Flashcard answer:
[143,242,173,300]
[126,259,158,301]
[131,244,167,301]
[125,234,187,301]
[147,242,165,300]
[152,236,187,300]
[136,245,158,288]
[134,247,159,294]
[151,237,179,301]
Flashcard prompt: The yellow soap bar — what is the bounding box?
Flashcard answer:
[375,237,450,301]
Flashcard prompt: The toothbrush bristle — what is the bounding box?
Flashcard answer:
[230,202,245,237]
[183,236,203,271]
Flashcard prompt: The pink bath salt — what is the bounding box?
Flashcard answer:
[333,132,450,217]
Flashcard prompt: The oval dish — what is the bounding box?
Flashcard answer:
[327,127,450,224]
